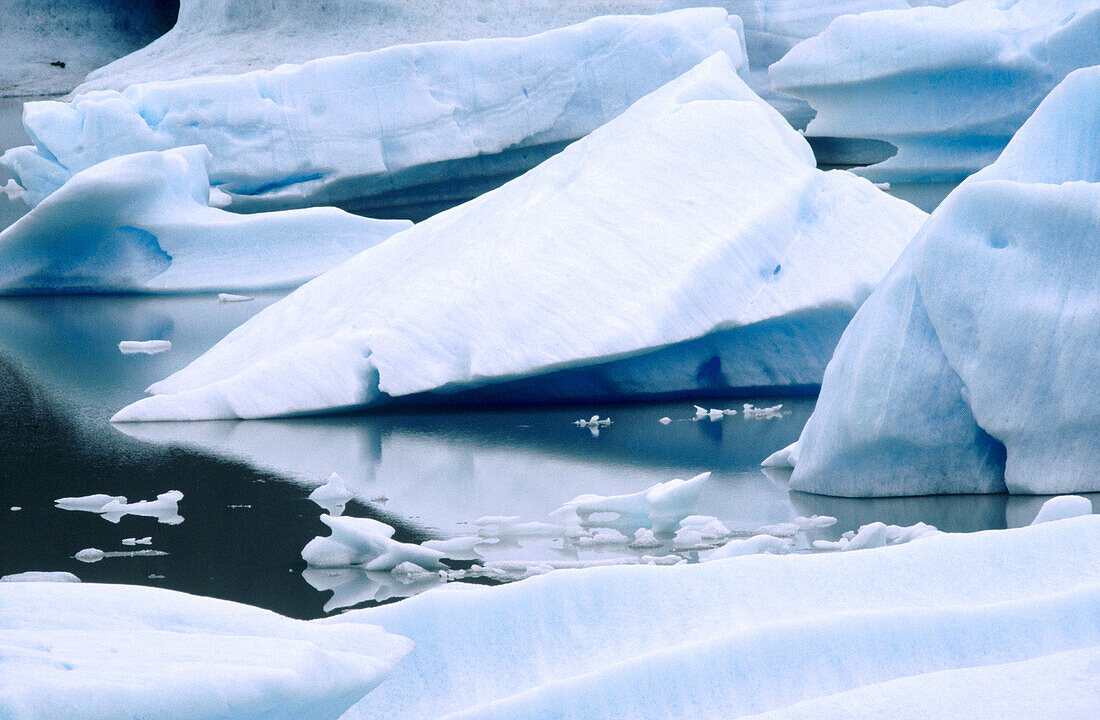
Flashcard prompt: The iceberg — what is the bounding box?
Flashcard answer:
[111,54,927,421]
[3,10,747,216]
[786,66,1100,496]
[0,581,412,720]
[334,515,1100,720]
[0,145,410,294]
[770,0,1100,182]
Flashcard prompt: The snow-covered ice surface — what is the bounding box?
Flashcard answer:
[1030,495,1093,525]
[0,581,412,720]
[771,0,1100,182]
[0,145,410,293]
[4,10,747,215]
[787,66,1100,496]
[111,55,926,421]
[335,516,1100,720]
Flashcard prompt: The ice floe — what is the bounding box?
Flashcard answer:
[0,571,79,583]
[217,293,254,303]
[1030,495,1094,525]
[771,0,1100,182]
[119,340,172,355]
[309,472,354,516]
[5,10,746,215]
[0,145,409,293]
[334,515,1100,720]
[0,581,412,720]
[553,472,710,535]
[112,55,925,421]
[302,515,446,571]
[787,66,1100,496]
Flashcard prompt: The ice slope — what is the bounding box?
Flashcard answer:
[0,145,409,293]
[771,0,1100,182]
[0,582,412,720]
[71,1,950,128]
[111,54,927,421]
[787,66,1100,496]
[3,10,746,215]
[334,515,1100,720]
[0,1,176,98]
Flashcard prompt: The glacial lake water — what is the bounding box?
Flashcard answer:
[3,293,1093,620]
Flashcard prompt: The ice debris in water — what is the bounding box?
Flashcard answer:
[1030,496,1093,525]
[302,514,446,571]
[705,534,793,561]
[628,528,663,549]
[118,339,171,355]
[421,536,483,560]
[74,548,105,563]
[574,415,612,436]
[1,571,80,583]
[795,515,837,530]
[658,416,672,425]
[742,403,784,419]
[755,522,801,538]
[99,491,184,525]
[552,472,710,534]
[673,516,733,549]
[218,293,254,303]
[55,493,126,512]
[309,472,354,516]
[121,537,152,546]
[694,405,737,421]
[473,516,560,540]
[812,521,941,552]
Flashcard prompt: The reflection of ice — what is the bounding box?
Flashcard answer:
[309,472,353,516]
[74,548,168,563]
[552,472,710,535]
[302,514,446,571]
[56,490,183,524]
[302,567,447,612]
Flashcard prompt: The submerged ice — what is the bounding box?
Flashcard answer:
[112,54,925,421]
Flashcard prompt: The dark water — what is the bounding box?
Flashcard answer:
[2,294,1091,620]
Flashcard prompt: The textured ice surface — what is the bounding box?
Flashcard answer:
[0,571,80,583]
[302,515,447,571]
[0,582,412,720]
[335,516,1100,720]
[1031,496,1094,525]
[119,340,172,355]
[771,0,1100,182]
[4,10,746,215]
[554,473,710,534]
[310,472,355,517]
[789,66,1100,496]
[112,55,925,421]
[0,145,409,293]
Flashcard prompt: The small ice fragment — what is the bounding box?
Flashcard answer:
[302,514,446,571]
[55,494,126,513]
[99,490,184,525]
[218,293,254,303]
[755,521,800,537]
[1030,495,1093,525]
[147,573,165,579]
[574,415,612,429]
[629,528,662,549]
[422,536,483,560]
[706,534,791,560]
[1,571,80,582]
[75,548,105,563]
[118,340,172,355]
[658,416,672,425]
[576,527,631,547]
[121,537,153,546]
[874,182,891,190]
[743,403,784,419]
[309,472,354,516]
[693,405,708,420]
[795,515,837,530]
[9,506,21,511]
[762,441,799,468]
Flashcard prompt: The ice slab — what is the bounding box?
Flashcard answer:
[5,10,747,215]
[0,582,412,720]
[771,0,1100,182]
[788,66,1100,496]
[302,514,447,571]
[0,145,410,294]
[0,571,79,583]
[335,516,1100,720]
[1031,495,1094,525]
[112,54,925,421]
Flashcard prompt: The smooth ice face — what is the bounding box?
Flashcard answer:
[789,66,1100,496]
[771,0,1100,182]
[333,516,1100,720]
[0,145,410,294]
[111,55,926,422]
[0,582,413,720]
[3,10,746,215]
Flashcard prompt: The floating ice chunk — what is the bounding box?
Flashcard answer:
[99,490,183,525]
[555,472,710,535]
[9,507,21,511]
[574,415,613,436]
[74,548,105,563]
[771,0,1100,182]
[474,516,561,540]
[761,441,799,468]
[422,536,483,560]
[0,146,410,294]
[1,581,412,720]
[1,571,80,583]
[795,515,837,530]
[576,528,632,548]
[7,10,746,214]
[628,528,663,549]
[694,406,735,421]
[302,514,446,571]
[118,340,171,355]
[755,522,800,538]
[658,416,672,425]
[55,493,126,513]
[121,537,153,546]
[815,522,941,551]
[218,293,254,303]
[110,55,926,422]
[309,472,354,517]
[675,515,733,548]
[705,534,792,560]
[1030,496,1094,525]
[743,403,784,419]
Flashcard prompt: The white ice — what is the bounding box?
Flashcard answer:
[0,571,79,583]
[98,490,184,525]
[1030,495,1094,525]
[111,55,925,421]
[0,146,409,294]
[119,340,172,355]
[553,472,710,535]
[309,472,354,517]
[301,514,446,572]
[0,581,412,720]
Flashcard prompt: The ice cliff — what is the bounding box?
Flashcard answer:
[2,10,746,217]
[0,581,412,720]
[782,66,1100,496]
[111,54,926,421]
[0,146,409,293]
[771,0,1100,182]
